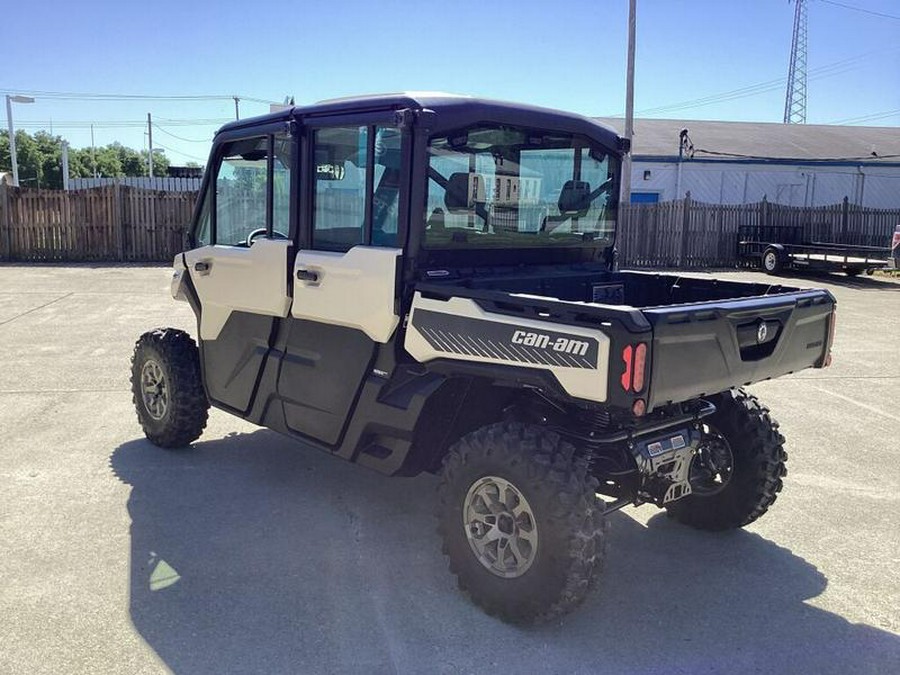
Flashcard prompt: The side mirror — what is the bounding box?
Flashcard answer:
[315,146,345,180]
[315,163,345,181]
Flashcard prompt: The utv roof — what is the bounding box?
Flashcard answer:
[217,92,624,150]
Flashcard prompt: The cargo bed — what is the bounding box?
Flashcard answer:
[416,267,836,411]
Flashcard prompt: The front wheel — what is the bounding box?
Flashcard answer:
[436,422,607,623]
[131,328,209,448]
[666,389,787,531]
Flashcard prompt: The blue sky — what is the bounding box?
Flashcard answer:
[4,0,898,165]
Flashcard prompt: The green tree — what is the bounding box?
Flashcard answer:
[1,130,170,188]
[68,147,97,179]
[1,129,50,187]
[142,149,170,178]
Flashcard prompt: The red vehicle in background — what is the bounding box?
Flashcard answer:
[892,224,900,269]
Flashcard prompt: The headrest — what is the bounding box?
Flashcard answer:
[445,173,484,212]
[558,180,592,214]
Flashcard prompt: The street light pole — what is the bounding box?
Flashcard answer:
[5,94,35,187]
[61,141,70,191]
[621,0,637,205]
[147,113,154,178]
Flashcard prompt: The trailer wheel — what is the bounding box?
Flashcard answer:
[131,328,209,448]
[666,389,787,531]
[845,268,862,277]
[436,422,607,623]
[762,247,783,275]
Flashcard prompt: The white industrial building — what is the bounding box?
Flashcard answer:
[598,118,900,208]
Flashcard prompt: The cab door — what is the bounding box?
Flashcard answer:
[184,129,295,413]
[277,116,406,446]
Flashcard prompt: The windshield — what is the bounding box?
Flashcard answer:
[424,125,619,249]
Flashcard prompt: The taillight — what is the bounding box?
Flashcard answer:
[620,343,648,392]
[620,345,633,391]
[633,343,647,391]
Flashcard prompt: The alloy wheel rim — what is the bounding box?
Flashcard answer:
[140,359,169,420]
[463,475,538,578]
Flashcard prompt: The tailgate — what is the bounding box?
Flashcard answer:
[643,290,835,409]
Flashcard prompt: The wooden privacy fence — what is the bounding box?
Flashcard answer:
[0,184,196,262]
[1,184,898,267]
[618,194,900,269]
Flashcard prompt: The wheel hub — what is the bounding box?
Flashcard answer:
[689,426,735,496]
[463,476,538,579]
[140,359,169,421]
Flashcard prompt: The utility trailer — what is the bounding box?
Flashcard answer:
[738,224,892,276]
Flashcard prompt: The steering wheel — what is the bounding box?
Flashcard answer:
[246,228,289,246]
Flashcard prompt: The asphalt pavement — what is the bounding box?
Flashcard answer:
[0,264,898,674]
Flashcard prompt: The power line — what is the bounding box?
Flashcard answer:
[605,49,887,118]
[13,118,232,129]
[830,108,900,124]
[819,0,900,21]
[152,124,212,143]
[151,140,209,163]
[0,87,278,104]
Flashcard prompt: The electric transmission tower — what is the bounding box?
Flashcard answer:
[783,0,809,124]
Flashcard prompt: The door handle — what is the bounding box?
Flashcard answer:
[296,269,319,283]
[194,261,211,275]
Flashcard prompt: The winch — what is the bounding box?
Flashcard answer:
[630,427,702,505]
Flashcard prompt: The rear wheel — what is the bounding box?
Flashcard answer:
[131,328,209,448]
[436,422,607,623]
[666,389,786,531]
[762,247,784,275]
[845,268,862,277]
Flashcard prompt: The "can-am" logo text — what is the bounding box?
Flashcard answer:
[511,330,590,356]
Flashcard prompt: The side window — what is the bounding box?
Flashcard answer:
[312,124,401,251]
[215,137,268,246]
[372,127,401,246]
[193,186,212,247]
[273,134,291,236]
[313,126,368,251]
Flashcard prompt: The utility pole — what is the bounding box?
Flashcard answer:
[90,124,99,177]
[675,128,689,200]
[233,96,240,120]
[61,141,70,191]
[147,113,154,178]
[621,0,637,204]
[784,0,809,124]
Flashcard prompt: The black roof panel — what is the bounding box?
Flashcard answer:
[217,93,623,150]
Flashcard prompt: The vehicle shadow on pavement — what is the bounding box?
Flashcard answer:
[111,431,900,675]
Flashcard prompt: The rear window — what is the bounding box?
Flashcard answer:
[425,125,618,250]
